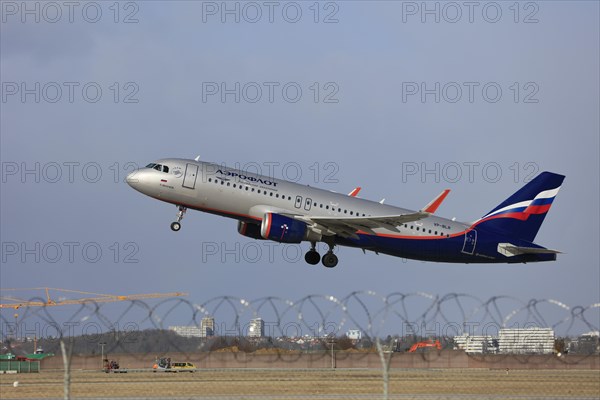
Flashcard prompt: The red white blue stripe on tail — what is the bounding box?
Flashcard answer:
[472,172,564,242]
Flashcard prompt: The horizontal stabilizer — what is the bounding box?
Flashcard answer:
[498,243,561,257]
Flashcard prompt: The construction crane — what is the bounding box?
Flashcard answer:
[0,287,188,309]
[408,339,442,353]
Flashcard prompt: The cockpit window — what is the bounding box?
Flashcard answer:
[146,163,169,173]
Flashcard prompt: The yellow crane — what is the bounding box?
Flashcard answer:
[0,287,188,309]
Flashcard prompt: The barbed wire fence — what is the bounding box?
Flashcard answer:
[1,292,599,399]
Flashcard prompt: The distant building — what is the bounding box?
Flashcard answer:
[568,332,600,354]
[453,334,497,354]
[201,317,215,337]
[347,329,362,340]
[499,328,554,354]
[248,318,264,338]
[169,326,202,338]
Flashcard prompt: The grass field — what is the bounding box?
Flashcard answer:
[1,368,599,399]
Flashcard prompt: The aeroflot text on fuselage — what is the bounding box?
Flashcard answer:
[215,169,278,187]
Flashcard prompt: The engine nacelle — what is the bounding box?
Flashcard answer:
[237,221,264,240]
[260,213,307,243]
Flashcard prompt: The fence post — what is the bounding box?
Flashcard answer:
[60,339,73,400]
[375,338,392,400]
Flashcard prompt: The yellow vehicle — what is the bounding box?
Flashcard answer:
[153,358,196,372]
[170,362,196,372]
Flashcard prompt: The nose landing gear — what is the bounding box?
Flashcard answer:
[170,206,187,232]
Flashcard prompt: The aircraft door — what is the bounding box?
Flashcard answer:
[182,163,199,189]
[294,195,302,209]
[461,229,477,255]
[304,198,312,211]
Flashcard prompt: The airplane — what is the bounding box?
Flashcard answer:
[126,158,564,268]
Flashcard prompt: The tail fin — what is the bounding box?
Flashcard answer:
[473,172,565,242]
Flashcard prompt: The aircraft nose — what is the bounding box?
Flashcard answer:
[126,170,142,190]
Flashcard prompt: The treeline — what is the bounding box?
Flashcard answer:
[5,330,373,356]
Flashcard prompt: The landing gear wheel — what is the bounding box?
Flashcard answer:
[171,205,187,232]
[305,250,320,265]
[321,252,338,268]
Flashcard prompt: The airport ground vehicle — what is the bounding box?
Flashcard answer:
[408,339,443,353]
[153,357,196,372]
[103,359,126,373]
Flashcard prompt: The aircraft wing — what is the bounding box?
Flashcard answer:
[288,190,448,239]
[295,211,430,239]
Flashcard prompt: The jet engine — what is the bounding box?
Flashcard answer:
[260,213,309,243]
[237,221,264,240]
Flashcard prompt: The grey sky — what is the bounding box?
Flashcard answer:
[1,1,598,333]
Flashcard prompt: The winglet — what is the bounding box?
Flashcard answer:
[421,189,450,214]
[194,155,201,161]
[348,187,361,197]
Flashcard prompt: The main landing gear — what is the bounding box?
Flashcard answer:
[304,242,338,268]
[170,206,187,232]
[305,242,320,265]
